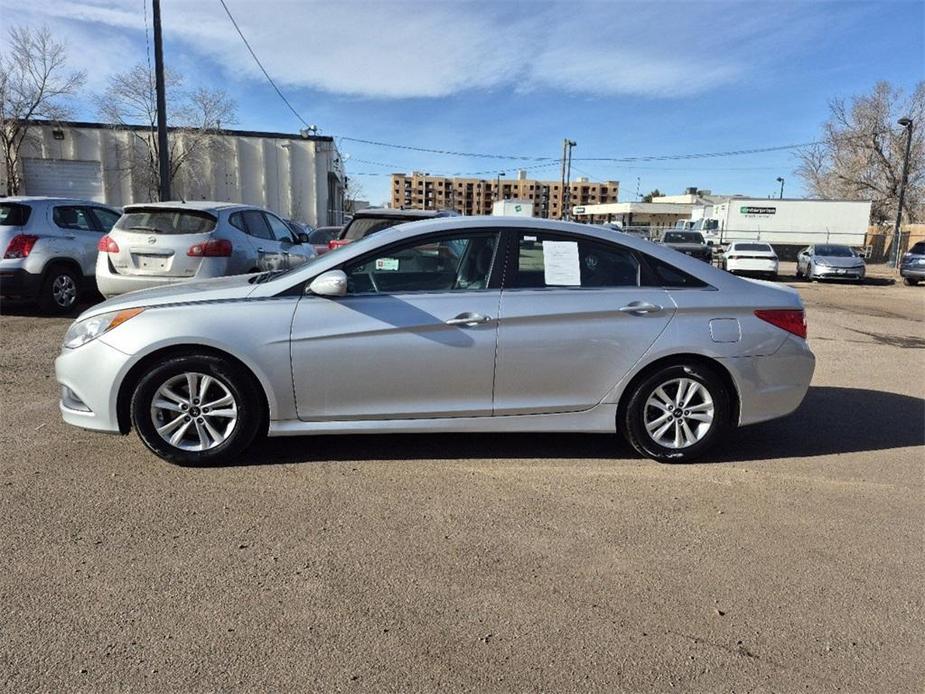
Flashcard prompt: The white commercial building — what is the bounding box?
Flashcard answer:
[4,120,347,227]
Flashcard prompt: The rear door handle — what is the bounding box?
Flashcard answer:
[446,312,492,327]
[619,301,663,315]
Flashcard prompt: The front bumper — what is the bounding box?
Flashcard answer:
[55,337,133,433]
[721,334,815,427]
[900,265,925,280]
[0,267,42,298]
[812,265,865,280]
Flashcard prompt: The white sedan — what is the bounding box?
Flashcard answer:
[721,242,779,279]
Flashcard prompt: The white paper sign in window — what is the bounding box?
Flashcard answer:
[375,257,399,271]
[542,240,581,286]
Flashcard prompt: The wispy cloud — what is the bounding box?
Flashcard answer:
[0,0,851,100]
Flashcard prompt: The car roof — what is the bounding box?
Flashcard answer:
[1,196,117,206]
[123,200,254,214]
[351,208,458,219]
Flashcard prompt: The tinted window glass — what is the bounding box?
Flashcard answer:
[815,245,854,257]
[342,217,410,241]
[229,212,246,232]
[0,203,31,226]
[344,233,498,294]
[511,234,639,288]
[242,210,272,240]
[265,213,295,243]
[309,227,337,244]
[733,243,774,253]
[642,255,708,288]
[90,207,120,231]
[663,231,705,244]
[910,242,925,255]
[115,208,216,234]
[53,206,94,231]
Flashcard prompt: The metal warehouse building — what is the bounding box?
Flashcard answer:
[4,120,346,227]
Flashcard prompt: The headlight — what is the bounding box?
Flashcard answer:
[814,258,829,267]
[63,308,144,349]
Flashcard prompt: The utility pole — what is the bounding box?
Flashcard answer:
[892,117,914,268]
[776,177,785,200]
[152,0,171,201]
[559,138,576,220]
[563,140,576,220]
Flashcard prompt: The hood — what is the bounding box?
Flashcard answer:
[78,273,260,319]
[815,255,864,268]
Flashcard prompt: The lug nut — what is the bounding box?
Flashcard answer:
[197,417,204,423]
[193,398,200,405]
[184,416,191,422]
[202,407,210,413]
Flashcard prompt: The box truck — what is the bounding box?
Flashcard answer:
[492,199,534,217]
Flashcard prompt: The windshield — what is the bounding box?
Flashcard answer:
[115,208,217,234]
[253,229,388,283]
[342,216,415,241]
[663,231,705,244]
[909,242,925,255]
[734,243,773,252]
[815,244,854,257]
[0,203,32,227]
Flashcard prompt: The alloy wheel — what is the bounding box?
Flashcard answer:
[150,372,238,451]
[643,377,714,449]
[52,274,77,308]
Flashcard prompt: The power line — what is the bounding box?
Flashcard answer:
[216,0,310,129]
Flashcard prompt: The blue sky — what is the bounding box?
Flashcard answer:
[3,0,923,205]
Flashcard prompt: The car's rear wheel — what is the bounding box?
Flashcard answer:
[623,363,732,463]
[38,265,79,314]
[131,355,263,465]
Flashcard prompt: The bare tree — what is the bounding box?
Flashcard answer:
[97,63,236,201]
[0,25,85,195]
[796,81,924,224]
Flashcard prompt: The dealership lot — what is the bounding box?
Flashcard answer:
[1,272,923,691]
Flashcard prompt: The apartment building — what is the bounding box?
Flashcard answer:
[391,170,619,218]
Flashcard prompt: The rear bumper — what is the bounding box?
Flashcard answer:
[727,259,778,274]
[721,335,815,427]
[0,267,41,298]
[95,255,231,298]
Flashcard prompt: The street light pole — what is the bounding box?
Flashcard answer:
[892,117,914,268]
[776,177,784,200]
[495,172,505,204]
[152,0,171,201]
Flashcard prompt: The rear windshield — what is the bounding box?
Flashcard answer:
[815,244,854,257]
[734,243,773,252]
[342,217,413,241]
[0,203,32,227]
[115,208,217,234]
[663,231,705,244]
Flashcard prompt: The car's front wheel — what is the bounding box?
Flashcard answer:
[131,355,264,465]
[904,277,919,286]
[622,363,732,463]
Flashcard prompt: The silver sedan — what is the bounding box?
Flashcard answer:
[56,217,815,465]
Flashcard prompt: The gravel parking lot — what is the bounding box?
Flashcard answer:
[2,267,923,692]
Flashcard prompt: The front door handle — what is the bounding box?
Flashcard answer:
[446,312,492,327]
[619,301,663,315]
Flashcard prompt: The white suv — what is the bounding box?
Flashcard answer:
[95,201,316,298]
[0,197,121,313]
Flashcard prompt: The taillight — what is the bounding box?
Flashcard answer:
[755,309,806,339]
[328,239,350,249]
[3,234,40,259]
[97,235,120,253]
[188,239,232,257]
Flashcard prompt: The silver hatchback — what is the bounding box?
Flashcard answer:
[95,201,316,298]
[57,217,815,466]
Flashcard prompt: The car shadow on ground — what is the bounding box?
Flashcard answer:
[235,386,924,467]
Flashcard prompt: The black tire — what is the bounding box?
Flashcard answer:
[622,362,733,464]
[38,265,80,314]
[130,354,264,466]
[903,277,919,286]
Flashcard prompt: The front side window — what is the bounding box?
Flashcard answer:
[241,210,273,240]
[265,213,296,243]
[54,206,94,231]
[511,233,640,288]
[343,233,499,295]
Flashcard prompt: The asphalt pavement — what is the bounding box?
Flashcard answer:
[1,271,923,692]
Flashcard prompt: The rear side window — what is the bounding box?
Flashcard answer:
[511,233,640,288]
[641,255,707,288]
[115,208,216,234]
[0,203,31,226]
[53,206,95,231]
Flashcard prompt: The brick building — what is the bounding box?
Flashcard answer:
[391,170,619,218]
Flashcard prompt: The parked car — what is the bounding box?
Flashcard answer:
[659,230,713,262]
[328,208,459,250]
[307,225,342,255]
[95,201,316,298]
[284,218,314,240]
[0,197,121,313]
[56,217,814,466]
[721,242,779,279]
[795,244,866,282]
[900,241,925,286]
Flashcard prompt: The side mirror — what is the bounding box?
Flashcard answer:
[297,232,311,244]
[307,269,347,297]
